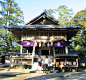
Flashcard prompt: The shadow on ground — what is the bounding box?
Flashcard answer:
[25,71,86,80]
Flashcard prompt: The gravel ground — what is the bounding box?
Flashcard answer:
[0,70,86,80]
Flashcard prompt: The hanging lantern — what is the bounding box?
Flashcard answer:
[39,43,41,47]
[47,43,50,47]
[42,43,45,47]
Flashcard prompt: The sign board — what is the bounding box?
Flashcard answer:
[54,41,67,47]
[73,62,76,65]
[56,62,59,67]
[69,62,72,65]
[21,41,35,47]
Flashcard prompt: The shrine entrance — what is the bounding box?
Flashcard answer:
[42,50,49,55]
[38,47,52,56]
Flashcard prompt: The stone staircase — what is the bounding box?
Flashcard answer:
[31,62,58,73]
[48,66,55,71]
[31,62,38,70]
[30,56,58,73]
[32,62,56,71]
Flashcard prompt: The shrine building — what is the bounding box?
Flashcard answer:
[7,10,81,71]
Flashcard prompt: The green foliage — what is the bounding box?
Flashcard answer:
[0,0,24,55]
[47,9,55,17]
[47,5,74,24]
[55,5,74,24]
[70,9,86,53]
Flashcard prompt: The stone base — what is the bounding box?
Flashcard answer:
[72,69,77,72]
[62,69,65,72]
[30,71,36,73]
[36,70,58,73]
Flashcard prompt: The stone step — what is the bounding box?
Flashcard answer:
[5,68,58,73]
[48,66,55,70]
[25,69,58,73]
[49,68,55,70]
[0,73,16,77]
[29,70,37,73]
[36,70,58,73]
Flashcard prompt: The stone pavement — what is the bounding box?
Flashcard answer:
[0,70,86,80]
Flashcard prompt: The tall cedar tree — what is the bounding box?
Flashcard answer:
[0,0,24,55]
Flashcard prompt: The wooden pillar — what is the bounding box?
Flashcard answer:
[51,41,53,46]
[20,46,23,54]
[53,47,55,64]
[27,50,28,56]
[40,50,41,56]
[20,35,23,54]
[76,58,78,71]
[65,32,68,54]
[27,50,28,54]
[65,58,67,71]
[53,47,55,57]
[76,58,78,66]
[20,35,23,65]
[49,50,50,56]
[32,45,35,56]
[65,46,68,54]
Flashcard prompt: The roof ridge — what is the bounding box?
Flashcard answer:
[41,9,65,25]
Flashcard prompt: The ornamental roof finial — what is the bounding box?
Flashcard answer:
[43,9,47,13]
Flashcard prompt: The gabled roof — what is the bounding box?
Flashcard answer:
[7,25,81,40]
[7,25,81,29]
[7,9,81,41]
[25,9,63,25]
